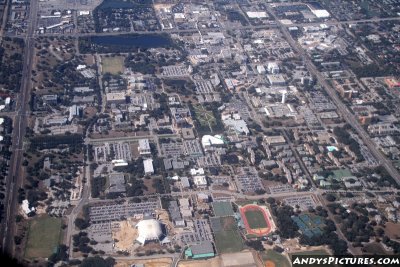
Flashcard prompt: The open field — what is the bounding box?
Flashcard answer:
[245,210,268,229]
[214,230,243,254]
[25,215,62,259]
[179,257,222,267]
[289,249,330,257]
[211,215,244,254]
[193,104,216,127]
[112,220,138,251]
[221,251,257,267]
[260,250,291,267]
[101,56,125,74]
[115,257,172,267]
[385,222,400,240]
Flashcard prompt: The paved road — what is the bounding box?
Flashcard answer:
[85,188,317,206]
[265,5,400,185]
[287,16,400,27]
[66,146,91,259]
[86,133,179,144]
[0,0,38,255]
[4,15,399,40]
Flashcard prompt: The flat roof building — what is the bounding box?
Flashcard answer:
[264,135,286,145]
[267,74,286,86]
[143,159,154,175]
[138,139,151,155]
[185,241,215,259]
[193,176,207,187]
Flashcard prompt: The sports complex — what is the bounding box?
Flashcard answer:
[239,203,276,237]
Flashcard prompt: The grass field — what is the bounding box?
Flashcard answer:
[193,104,216,127]
[213,215,244,253]
[245,210,267,229]
[25,215,62,259]
[261,250,291,267]
[214,230,243,254]
[102,56,125,74]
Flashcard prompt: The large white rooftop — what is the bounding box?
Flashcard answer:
[136,219,163,245]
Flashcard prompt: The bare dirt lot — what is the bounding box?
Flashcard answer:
[221,251,258,267]
[178,257,223,267]
[385,222,400,240]
[112,219,138,251]
[115,258,172,267]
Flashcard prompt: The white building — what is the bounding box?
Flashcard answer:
[256,65,266,74]
[190,168,205,176]
[112,159,128,167]
[267,62,280,74]
[136,218,164,245]
[222,113,250,135]
[21,200,35,215]
[193,176,207,187]
[138,139,151,155]
[144,159,154,175]
[201,135,224,151]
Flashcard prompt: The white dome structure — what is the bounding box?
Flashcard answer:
[136,219,163,245]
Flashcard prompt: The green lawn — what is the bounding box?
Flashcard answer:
[193,104,216,127]
[101,56,124,74]
[261,250,291,267]
[245,210,267,229]
[213,216,244,253]
[214,230,244,254]
[25,215,62,259]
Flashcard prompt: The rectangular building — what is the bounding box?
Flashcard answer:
[143,159,154,175]
[138,139,151,155]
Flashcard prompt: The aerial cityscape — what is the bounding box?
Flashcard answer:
[0,0,400,266]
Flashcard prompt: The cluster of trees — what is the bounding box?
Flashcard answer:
[152,178,166,194]
[91,176,107,198]
[72,232,94,254]
[259,172,288,184]
[373,166,399,188]
[270,203,299,239]
[150,93,169,119]
[382,236,400,254]
[75,205,90,230]
[125,51,182,75]
[126,177,147,197]
[164,79,194,96]
[114,158,144,177]
[299,226,348,255]
[48,244,69,265]
[327,203,376,247]
[30,134,84,151]
[79,256,115,267]
[226,11,248,26]
[0,38,24,92]
[93,0,154,33]
[245,240,264,251]
[333,126,363,161]
[349,62,395,78]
